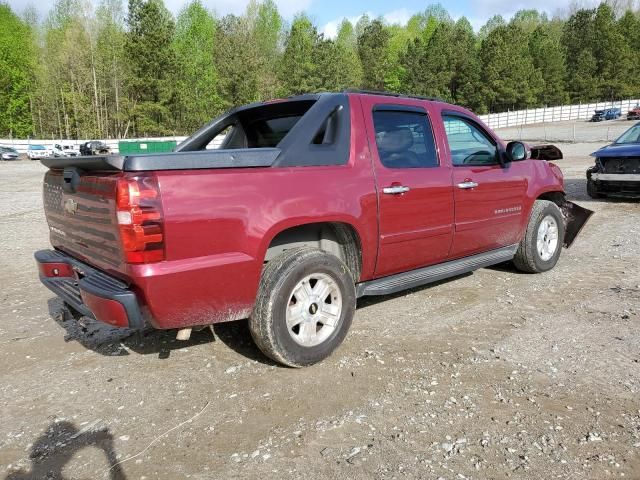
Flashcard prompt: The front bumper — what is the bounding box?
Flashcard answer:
[35,250,144,329]
[588,173,640,198]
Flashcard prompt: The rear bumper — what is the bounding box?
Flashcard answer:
[35,250,144,329]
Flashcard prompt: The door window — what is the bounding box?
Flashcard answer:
[373,110,438,168]
[443,115,498,166]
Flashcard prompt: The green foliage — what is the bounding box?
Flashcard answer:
[479,24,543,111]
[126,0,178,135]
[2,1,640,139]
[529,24,569,106]
[172,1,220,131]
[214,14,263,108]
[278,15,317,95]
[357,20,390,90]
[0,4,35,137]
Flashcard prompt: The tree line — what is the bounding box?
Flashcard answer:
[1,0,639,140]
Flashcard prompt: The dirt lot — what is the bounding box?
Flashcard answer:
[1,137,639,480]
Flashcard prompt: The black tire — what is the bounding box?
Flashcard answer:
[586,179,604,199]
[250,247,356,367]
[513,200,565,274]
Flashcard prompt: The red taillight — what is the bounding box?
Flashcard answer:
[116,175,165,264]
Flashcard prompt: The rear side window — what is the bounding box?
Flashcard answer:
[443,115,498,166]
[372,111,438,168]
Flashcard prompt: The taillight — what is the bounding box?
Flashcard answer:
[116,174,165,264]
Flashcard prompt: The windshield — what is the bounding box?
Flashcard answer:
[31,145,45,150]
[615,124,640,144]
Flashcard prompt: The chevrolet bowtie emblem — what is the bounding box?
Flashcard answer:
[64,198,78,215]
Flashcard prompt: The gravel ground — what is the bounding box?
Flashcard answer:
[0,138,639,480]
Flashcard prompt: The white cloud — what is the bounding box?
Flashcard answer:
[383,8,412,26]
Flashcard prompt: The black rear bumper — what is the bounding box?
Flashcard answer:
[35,250,144,329]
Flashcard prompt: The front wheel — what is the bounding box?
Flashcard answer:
[513,200,565,273]
[250,247,356,367]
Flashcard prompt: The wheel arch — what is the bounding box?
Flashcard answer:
[536,190,566,207]
[262,221,363,282]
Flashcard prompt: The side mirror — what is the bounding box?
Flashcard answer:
[506,141,530,162]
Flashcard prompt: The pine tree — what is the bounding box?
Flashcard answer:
[251,0,283,99]
[451,18,484,112]
[335,20,363,88]
[215,14,262,108]
[529,23,569,106]
[480,24,543,111]
[172,0,220,132]
[126,0,177,136]
[278,15,318,96]
[357,20,390,91]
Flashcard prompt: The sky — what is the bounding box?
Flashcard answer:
[8,0,594,35]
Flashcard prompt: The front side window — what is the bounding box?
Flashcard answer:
[443,115,498,166]
[372,110,438,169]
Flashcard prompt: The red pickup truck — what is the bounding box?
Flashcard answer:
[35,91,592,367]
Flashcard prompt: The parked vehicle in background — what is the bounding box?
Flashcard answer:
[53,143,80,157]
[587,121,640,199]
[591,108,622,122]
[79,141,110,156]
[27,145,51,160]
[34,91,593,367]
[627,105,640,120]
[0,146,19,161]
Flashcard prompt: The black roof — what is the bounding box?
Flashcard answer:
[343,89,446,103]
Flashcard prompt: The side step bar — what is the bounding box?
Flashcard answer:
[356,244,519,297]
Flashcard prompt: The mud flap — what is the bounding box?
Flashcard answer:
[561,201,594,248]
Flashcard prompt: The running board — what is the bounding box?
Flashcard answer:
[356,244,518,297]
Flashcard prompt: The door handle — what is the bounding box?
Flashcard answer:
[383,185,410,195]
[457,181,479,189]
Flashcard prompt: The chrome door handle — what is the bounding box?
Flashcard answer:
[383,185,410,195]
[457,181,479,189]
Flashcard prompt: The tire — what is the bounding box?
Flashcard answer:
[513,200,565,274]
[586,179,604,199]
[250,247,356,367]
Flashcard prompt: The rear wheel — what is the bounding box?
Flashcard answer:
[250,247,356,367]
[513,200,565,273]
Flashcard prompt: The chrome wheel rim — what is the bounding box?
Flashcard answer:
[286,273,342,347]
[537,215,559,261]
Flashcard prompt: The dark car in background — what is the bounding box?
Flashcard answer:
[0,146,19,161]
[587,122,640,198]
[79,141,111,156]
[591,107,622,122]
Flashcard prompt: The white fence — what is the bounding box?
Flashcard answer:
[479,99,640,130]
[0,136,188,155]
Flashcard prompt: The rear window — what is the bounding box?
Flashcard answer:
[201,100,316,151]
[250,116,304,148]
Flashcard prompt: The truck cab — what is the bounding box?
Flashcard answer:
[35,91,592,367]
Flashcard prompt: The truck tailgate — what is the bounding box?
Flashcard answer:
[44,169,124,271]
